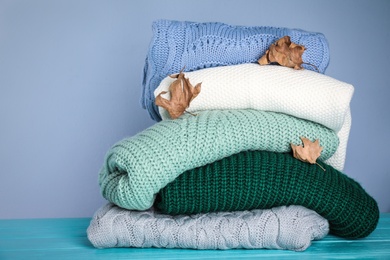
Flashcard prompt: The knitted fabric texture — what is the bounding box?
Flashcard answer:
[155,64,353,170]
[326,108,351,169]
[156,150,379,239]
[99,110,339,211]
[142,19,330,121]
[156,64,352,132]
[87,203,329,251]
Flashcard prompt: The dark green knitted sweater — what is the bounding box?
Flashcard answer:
[156,150,379,239]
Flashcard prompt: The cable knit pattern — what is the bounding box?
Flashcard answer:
[155,64,353,170]
[87,203,329,251]
[99,110,339,211]
[156,150,379,239]
[142,19,330,121]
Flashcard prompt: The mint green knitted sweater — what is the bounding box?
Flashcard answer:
[99,110,339,210]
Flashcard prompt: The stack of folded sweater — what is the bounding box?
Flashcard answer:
[87,20,379,252]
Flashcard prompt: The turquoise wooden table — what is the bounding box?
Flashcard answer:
[1,214,389,260]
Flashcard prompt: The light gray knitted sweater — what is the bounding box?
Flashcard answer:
[87,203,329,251]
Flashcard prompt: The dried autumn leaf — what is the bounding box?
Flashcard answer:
[291,137,325,171]
[258,36,306,70]
[155,70,201,119]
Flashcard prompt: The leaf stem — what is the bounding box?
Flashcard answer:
[303,62,320,72]
[316,162,326,172]
[185,110,197,117]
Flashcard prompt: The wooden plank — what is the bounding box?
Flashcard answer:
[0,214,389,260]
[1,241,390,260]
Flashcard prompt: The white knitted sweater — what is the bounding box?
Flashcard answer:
[155,64,354,170]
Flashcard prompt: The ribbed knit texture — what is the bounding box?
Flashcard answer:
[99,110,339,211]
[142,19,330,121]
[156,150,379,239]
[87,203,329,251]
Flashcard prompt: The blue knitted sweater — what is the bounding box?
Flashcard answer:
[142,19,330,121]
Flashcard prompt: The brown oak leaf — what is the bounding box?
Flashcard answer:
[258,36,306,70]
[291,137,325,171]
[155,70,201,119]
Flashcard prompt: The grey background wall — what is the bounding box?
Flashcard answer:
[0,0,389,219]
